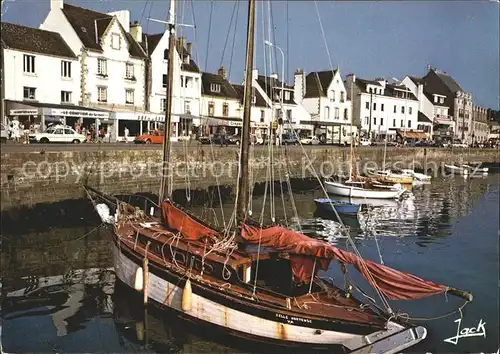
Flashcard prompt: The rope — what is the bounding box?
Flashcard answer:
[204,0,215,71]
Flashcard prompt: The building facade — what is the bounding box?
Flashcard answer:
[345,74,420,141]
[471,105,489,143]
[1,21,111,129]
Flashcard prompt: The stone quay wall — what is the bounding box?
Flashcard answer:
[1,147,498,211]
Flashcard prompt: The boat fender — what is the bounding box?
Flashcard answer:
[135,267,144,291]
[182,279,192,312]
[95,203,115,224]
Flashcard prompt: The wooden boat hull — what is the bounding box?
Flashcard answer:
[111,237,426,353]
[324,181,403,199]
[314,198,361,215]
[375,175,413,185]
[444,164,469,175]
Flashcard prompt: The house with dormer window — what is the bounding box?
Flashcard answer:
[294,69,352,143]
[140,32,201,141]
[41,0,150,141]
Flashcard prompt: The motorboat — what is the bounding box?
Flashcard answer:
[314,198,361,215]
[400,169,432,182]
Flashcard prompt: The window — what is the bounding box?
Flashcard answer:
[340,92,345,102]
[373,117,377,125]
[380,118,384,126]
[210,83,221,93]
[408,120,411,128]
[285,91,291,101]
[23,55,35,73]
[401,106,405,114]
[260,110,265,122]
[343,108,348,120]
[98,59,107,76]
[334,107,339,119]
[125,63,134,79]
[208,102,215,116]
[401,119,404,127]
[160,98,166,112]
[373,103,377,111]
[185,101,191,114]
[393,105,397,113]
[54,128,64,135]
[111,33,121,50]
[23,87,36,99]
[163,74,168,88]
[164,49,169,60]
[330,90,335,101]
[434,95,438,103]
[61,91,72,103]
[275,108,283,119]
[365,117,369,125]
[381,103,384,112]
[409,107,412,115]
[97,86,107,102]
[125,89,134,104]
[325,106,330,119]
[393,119,396,127]
[61,61,71,78]
[365,102,369,109]
[64,129,74,135]
[286,109,292,120]
[439,97,444,104]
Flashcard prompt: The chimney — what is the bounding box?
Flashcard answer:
[51,0,63,10]
[186,42,192,55]
[294,68,305,103]
[218,66,227,80]
[108,10,130,32]
[178,37,187,50]
[270,73,278,80]
[130,21,142,43]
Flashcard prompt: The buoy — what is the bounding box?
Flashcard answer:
[134,267,143,291]
[182,279,192,312]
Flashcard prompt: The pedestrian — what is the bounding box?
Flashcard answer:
[10,117,21,143]
[124,126,129,143]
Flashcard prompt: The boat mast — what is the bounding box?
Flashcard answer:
[159,0,177,204]
[236,0,256,222]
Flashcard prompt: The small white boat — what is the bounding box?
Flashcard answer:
[325,180,404,199]
[367,169,414,184]
[401,169,432,182]
[444,164,469,175]
[463,164,489,175]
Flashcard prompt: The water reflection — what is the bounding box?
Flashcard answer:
[1,174,498,353]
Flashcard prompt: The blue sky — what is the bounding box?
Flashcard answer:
[2,0,499,108]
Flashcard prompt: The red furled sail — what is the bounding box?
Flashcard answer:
[241,223,448,301]
[162,201,219,241]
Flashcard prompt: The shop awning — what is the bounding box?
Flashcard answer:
[300,120,348,127]
[201,116,243,127]
[397,130,428,139]
[5,100,110,119]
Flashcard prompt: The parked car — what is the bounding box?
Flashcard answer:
[29,125,86,143]
[281,133,299,145]
[360,139,372,146]
[452,140,468,148]
[299,135,320,145]
[134,130,164,144]
[0,123,8,143]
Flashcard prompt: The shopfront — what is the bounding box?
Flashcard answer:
[112,111,165,142]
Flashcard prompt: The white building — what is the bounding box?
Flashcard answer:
[294,69,353,143]
[345,74,420,141]
[141,31,202,140]
[249,69,311,139]
[403,75,453,141]
[232,80,271,138]
[40,0,153,141]
[199,67,243,135]
[1,21,111,128]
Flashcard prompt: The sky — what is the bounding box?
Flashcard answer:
[2,0,499,109]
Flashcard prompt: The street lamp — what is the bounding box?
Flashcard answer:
[264,40,285,146]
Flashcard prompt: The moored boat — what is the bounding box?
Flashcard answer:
[444,164,469,175]
[400,169,432,182]
[325,180,404,199]
[314,198,361,215]
[368,169,414,185]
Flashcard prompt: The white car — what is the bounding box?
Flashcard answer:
[29,125,86,143]
[452,142,468,148]
[300,135,320,145]
[360,139,372,146]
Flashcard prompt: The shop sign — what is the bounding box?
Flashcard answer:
[10,109,38,116]
[137,114,164,122]
[48,108,110,119]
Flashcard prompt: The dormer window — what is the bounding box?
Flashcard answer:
[111,33,121,50]
[210,83,221,93]
[183,55,190,64]
[285,91,290,101]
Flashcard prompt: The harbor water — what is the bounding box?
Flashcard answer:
[1,174,499,353]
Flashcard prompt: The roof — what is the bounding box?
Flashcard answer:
[256,75,295,104]
[141,33,163,55]
[201,72,239,99]
[304,70,337,98]
[141,35,200,72]
[408,76,424,85]
[232,84,269,108]
[353,78,383,92]
[61,4,146,58]
[418,112,433,124]
[1,22,76,59]
[356,78,418,101]
[434,71,463,93]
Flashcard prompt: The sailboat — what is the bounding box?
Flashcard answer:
[85,1,473,352]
